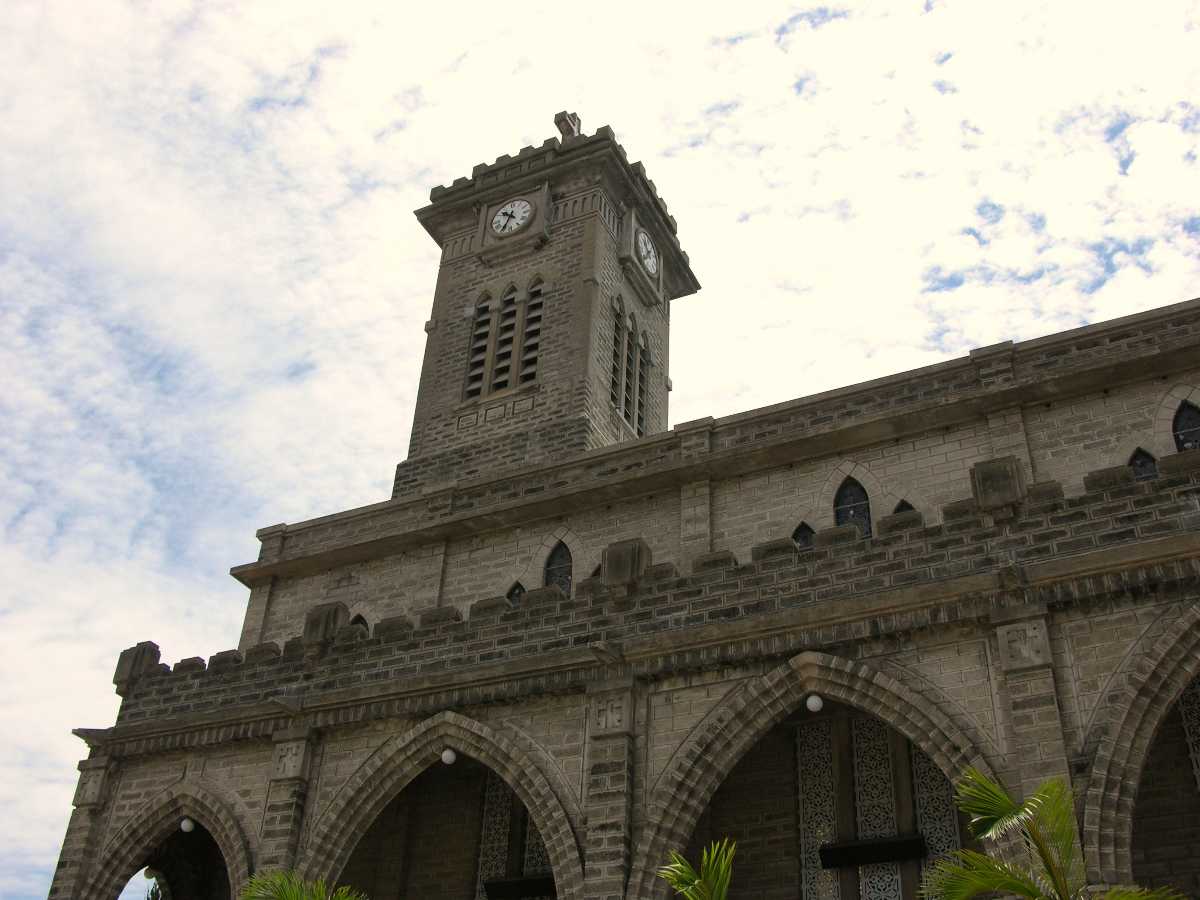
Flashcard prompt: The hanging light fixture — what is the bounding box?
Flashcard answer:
[179,817,195,833]
[805,693,824,713]
[441,747,457,765]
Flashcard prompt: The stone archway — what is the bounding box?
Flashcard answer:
[626,651,995,900]
[83,780,253,900]
[1082,601,1200,885]
[299,710,585,900]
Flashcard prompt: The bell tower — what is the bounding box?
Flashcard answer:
[393,113,700,498]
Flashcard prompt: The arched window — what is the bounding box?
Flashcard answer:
[623,314,638,427]
[893,499,915,514]
[506,582,526,604]
[792,522,815,549]
[1129,448,1158,481]
[1175,400,1200,451]
[636,334,650,437]
[463,281,545,401]
[349,614,368,630]
[544,541,573,596]
[610,301,625,409]
[834,477,872,538]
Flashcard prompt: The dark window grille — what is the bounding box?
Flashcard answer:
[465,297,491,399]
[623,317,638,427]
[792,522,815,549]
[834,477,872,538]
[491,287,518,391]
[1174,401,1200,452]
[544,542,573,596]
[636,338,649,437]
[1129,448,1158,481]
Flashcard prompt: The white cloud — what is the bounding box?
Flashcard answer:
[1,0,1198,895]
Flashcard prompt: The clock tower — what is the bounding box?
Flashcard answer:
[393,112,701,498]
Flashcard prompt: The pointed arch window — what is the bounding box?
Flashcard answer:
[349,614,369,632]
[463,279,545,401]
[792,522,815,549]
[506,582,526,604]
[544,541,573,596]
[834,477,872,538]
[893,499,915,514]
[1129,448,1158,481]
[1175,400,1200,452]
[609,298,650,435]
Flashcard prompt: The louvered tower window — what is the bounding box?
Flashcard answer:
[464,281,545,401]
[464,295,492,400]
[609,305,625,408]
[834,477,872,538]
[1129,448,1158,481]
[1175,401,1200,451]
[519,279,543,384]
[636,335,649,437]
[491,286,518,392]
[544,541,573,597]
[623,314,638,427]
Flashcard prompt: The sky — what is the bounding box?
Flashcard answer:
[0,1,1198,897]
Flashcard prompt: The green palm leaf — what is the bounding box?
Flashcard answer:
[657,838,736,900]
[240,871,368,900]
[1097,890,1189,900]
[920,848,1046,899]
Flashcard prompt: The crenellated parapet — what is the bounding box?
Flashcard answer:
[113,453,1200,740]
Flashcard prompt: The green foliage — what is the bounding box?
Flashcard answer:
[657,837,737,900]
[239,870,369,900]
[920,767,1184,900]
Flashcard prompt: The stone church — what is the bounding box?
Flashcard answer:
[52,112,1200,900]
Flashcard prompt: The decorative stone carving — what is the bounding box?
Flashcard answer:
[601,538,652,586]
[590,689,631,737]
[272,737,311,781]
[996,620,1051,672]
[853,715,902,900]
[1179,676,1200,794]
[72,758,110,808]
[970,456,1026,510]
[796,720,840,900]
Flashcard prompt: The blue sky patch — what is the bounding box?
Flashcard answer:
[976,199,1004,224]
[935,51,953,65]
[1082,237,1154,294]
[932,80,957,95]
[1183,216,1200,236]
[922,266,965,292]
[776,7,848,41]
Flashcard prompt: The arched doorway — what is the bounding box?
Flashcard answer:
[684,700,965,900]
[339,755,555,899]
[112,820,230,900]
[1130,674,1200,896]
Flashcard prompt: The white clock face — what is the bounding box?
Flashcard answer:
[636,230,659,276]
[491,198,533,235]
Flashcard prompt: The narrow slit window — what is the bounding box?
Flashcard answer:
[792,522,815,549]
[1129,448,1158,481]
[491,286,518,392]
[1174,400,1200,451]
[544,541,573,597]
[636,335,649,437]
[623,315,638,427]
[519,279,543,384]
[834,477,872,538]
[464,296,492,400]
[610,306,625,409]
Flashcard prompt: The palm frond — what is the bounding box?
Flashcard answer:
[239,871,368,900]
[953,767,1043,843]
[919,848,1046,900]
[657,839,736,900]
[657,849,708,900]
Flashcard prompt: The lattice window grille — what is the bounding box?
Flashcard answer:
[1180,676,1200,794]
[523,816,552,876]
[796,720,841,900]
[852,715,903,900]
[623,317,638,427]
[910,747,960,868]
[475,770,513,900]
[610,307,625,409]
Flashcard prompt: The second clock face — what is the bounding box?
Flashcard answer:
[491,199,533,235]
[636,230,659,276]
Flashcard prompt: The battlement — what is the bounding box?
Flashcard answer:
[111,451,1200,739]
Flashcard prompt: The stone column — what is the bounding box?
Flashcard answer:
[993,606,1073,797]
[48,755,112,899]
[584,680,635,900]
[258,727,315,871]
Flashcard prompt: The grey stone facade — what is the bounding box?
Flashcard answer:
[52,115,1200,899]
